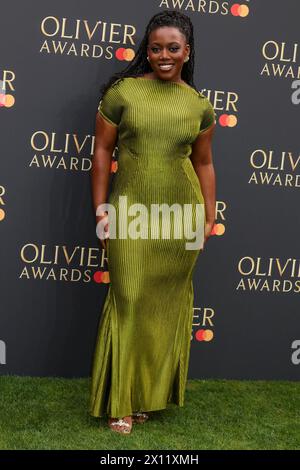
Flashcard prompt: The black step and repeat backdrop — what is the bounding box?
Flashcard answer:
[0,1,299,379]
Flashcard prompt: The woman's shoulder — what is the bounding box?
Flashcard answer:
[102,77,127,97]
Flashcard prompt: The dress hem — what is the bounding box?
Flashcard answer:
[89,401,184,419]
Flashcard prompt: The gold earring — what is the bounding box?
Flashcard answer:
[184,56,189,63]
[147,56,150,62]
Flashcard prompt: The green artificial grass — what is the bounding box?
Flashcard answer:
[0,375,299,450]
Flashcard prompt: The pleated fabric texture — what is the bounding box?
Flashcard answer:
[89,76,216,418]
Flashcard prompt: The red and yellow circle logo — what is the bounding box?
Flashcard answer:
[231,4,250,17]
[195,329,214,342]
[115,48,135,61]
[93,270,110,284]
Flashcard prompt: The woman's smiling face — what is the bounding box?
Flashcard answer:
[147,27,190,81]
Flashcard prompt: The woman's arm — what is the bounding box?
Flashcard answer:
[190,123,216,243]
[90,113,118,248]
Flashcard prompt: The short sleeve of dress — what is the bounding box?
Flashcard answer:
[98,80,123,127]
[199,96,216,134]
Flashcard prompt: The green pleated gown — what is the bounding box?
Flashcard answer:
[89,76,216,419]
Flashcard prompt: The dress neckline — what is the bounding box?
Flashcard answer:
[130,76,199,95]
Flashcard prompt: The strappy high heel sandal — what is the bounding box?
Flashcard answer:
[132,412,149,424]
[108,416,133,434]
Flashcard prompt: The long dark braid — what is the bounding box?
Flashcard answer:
[99,10,197,99]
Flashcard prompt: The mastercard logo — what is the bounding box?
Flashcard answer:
[115,48,135,61]
[219,114,237,127]
[0,84,15,108]
[93,270,110,284]
[210,223,225,238]
[231,4,250,17]
[195,329,214,342]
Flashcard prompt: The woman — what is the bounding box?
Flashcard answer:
[90,10,216,435]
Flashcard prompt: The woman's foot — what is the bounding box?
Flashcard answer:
[108,416,133,434]
[132,412,149,424]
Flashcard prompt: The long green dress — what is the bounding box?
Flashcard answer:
[89,76,216,419]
